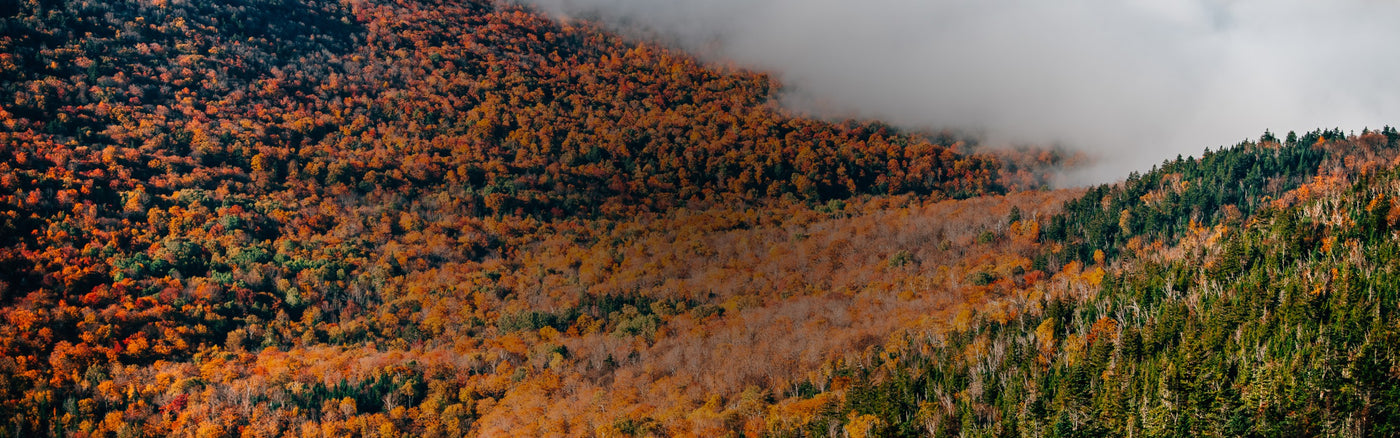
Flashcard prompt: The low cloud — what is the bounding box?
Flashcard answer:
[519,0,1400,184]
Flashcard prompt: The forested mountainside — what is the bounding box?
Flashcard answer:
[0,0,1048,435]
[785,129,1400,438]
[1,0,1397,437]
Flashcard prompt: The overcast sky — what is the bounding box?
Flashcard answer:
[517,0,1400,184]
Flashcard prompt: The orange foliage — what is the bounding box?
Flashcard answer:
[0,0,1074,435]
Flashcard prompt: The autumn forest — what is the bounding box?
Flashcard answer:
[3,0,1400,436]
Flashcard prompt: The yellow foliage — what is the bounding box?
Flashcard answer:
[844,412,886,438]
[951,307,974,332]
[766,393,832,433]
[1060,334,1084,365]
[339,397,357,417]
[378,420,398,438]
[538,326,560,341]
[102,411,124,432]
[194,421,225,438]
[1035,317,1057,361]
[963,336,989,363]
[1083,267,1106,287]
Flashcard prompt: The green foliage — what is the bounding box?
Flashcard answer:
[1042,131,1337,267]
[497,310,571,333]
[793,134,1400,437]
[289,370,429,415]
[889,250,913,268]
[969,271,996,286]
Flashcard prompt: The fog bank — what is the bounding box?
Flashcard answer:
[519,0,1400,184]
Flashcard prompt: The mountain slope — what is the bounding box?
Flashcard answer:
[0,0,1052,436]
[4,0,1396,437]
[783,131,1400,437]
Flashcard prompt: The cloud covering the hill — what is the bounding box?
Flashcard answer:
[518,0,1400,183]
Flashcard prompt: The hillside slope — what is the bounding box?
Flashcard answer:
[778,130,1400,437]
[0,0,1062,436]
[4,0,1394,437]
